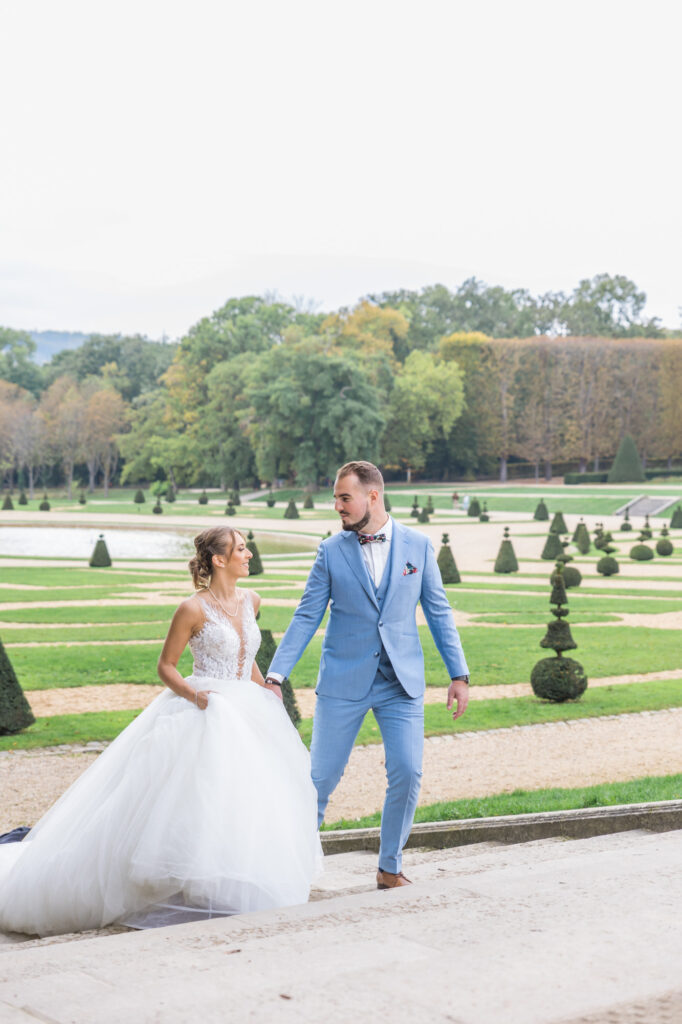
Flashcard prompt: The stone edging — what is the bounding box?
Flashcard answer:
[321,799,682,854]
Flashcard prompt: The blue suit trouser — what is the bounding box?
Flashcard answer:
[310,670,424,874]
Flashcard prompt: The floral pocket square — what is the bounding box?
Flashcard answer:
[402,562,418,576]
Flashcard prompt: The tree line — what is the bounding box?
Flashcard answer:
[0,274,680,492]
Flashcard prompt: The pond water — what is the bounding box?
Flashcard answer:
[0,527,196,560]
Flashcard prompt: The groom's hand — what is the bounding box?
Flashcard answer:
[264,676,284,702]
[447,678,469,720]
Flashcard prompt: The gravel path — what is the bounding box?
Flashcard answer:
[3,707,681,834]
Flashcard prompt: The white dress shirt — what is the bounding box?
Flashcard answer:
[359,515,391,588]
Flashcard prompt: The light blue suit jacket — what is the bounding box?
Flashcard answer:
[269,519,469,700]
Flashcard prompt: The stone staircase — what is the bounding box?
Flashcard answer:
[1,827,681,1023]
[615,494,679,517]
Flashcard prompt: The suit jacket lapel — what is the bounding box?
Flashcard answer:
[338,531,380,608]
[381,520,410,615]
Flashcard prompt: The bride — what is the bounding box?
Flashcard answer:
[0,525,322,937]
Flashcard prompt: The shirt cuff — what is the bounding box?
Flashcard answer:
[265,672,284,684]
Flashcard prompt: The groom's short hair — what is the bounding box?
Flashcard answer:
[336,460,384,492]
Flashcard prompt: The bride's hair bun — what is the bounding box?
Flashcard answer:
[189,527,242,588]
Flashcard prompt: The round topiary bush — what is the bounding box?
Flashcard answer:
[225,503,236,516]
[266,493,276,507]
[303,494,314,510]
[594,531,614,551]
[630,544,654,561]
[534,499,549,521]
[283,499,299,519]
[597,555,619,576]
[152,500,163,514]
[656,537,674,556]
[467,497,481,517]
[437,533,461,584]
[39,494,50,511]
[410,507,419,518]
[417,508,429,523]
[18,489,28,505]
[78,491,87,505]
[531,657,588,702]
[134,489,145,503]
[198,490,208,505]
[89,534,112,568]
[561,565,582,588]
[620,507,632,531]
[2,494,13,510]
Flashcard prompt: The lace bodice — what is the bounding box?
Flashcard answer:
[189,593,261,681]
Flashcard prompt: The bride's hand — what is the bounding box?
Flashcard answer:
[194,690,213,710]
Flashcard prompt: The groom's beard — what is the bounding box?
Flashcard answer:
[342,502,371,533]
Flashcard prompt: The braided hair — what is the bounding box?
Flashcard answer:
[188,526,243,589]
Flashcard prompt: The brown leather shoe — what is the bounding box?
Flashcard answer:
[376,868,412,890]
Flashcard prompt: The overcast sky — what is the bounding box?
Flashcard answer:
[2,0,681,339]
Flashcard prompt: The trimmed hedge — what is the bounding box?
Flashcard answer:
[564,472,608,485]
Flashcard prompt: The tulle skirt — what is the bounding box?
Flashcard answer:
[0,677,323,937]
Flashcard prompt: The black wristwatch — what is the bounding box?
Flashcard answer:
[264,676,282,687]
[452,675,470,685]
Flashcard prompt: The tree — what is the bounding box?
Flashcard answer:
[381,350,464,481]
[45,334,177,401]
[82,383,129,493]
[0,328,43,395]
[559,274,661,337]
[39,376,87,498]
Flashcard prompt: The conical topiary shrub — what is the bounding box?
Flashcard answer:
[225,502,236,516]
[426,496,434,515]
[549,511,568,535]
[630,543,654,561]
[594,530,614,551]
[2,494,13,510]
[531,564,587,702]
[152,499,163,514]
[303,494,314,510]
[198,490,209,505]
[640,515,652,540]
[494,527,519,573]
[384,494,391,512]
[78,491,87,505]
[479,501,490,522]
[89,534,112,568]
[134,489,145,503]
[655,527,674,557]
[255,629,300,726]
[467,497,481,517]
[597,555,619,576]
[541,530,563,560]
[620,507,632,532]
[266,492,276,507]
[607,433,645,483]
[230,487,241,507]
[165,484,176,503]
[534,499,549,521]
[671,505,682,529]
[573,520,591,554]
[39,493,50,511]
[437,533,461,584]
[247,530,263,575]
[18,489,28,505]
[283,499,299,520]
[417,507,429,523]
[0,637,35,734]
[411,495,420,513]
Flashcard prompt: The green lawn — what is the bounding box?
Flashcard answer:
[322,773,682,829]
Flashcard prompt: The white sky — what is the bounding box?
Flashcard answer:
[1,0,681,338]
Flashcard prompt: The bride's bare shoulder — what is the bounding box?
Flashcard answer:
[171,593,206,629]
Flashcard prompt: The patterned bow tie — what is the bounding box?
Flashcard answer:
[358,532,386,545]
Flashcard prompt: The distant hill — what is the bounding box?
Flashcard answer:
[29,330,90,364]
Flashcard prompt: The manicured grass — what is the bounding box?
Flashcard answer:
[4,624,169,643]
[0,605,179,624]
[13,645,193,689]
[0,569,186,587]
[322,773,682,829]
[297,679,682,746]
[0,710,142,751]
[288,625,682,688]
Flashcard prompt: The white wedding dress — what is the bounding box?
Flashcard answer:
[0,595,322,937]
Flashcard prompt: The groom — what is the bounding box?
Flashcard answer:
[265,461,470,889]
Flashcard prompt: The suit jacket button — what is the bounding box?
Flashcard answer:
[373,651,379,657]
[379,621,384,627]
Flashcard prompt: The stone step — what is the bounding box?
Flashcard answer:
[0,828,680,1024]
[616,494,679,517]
